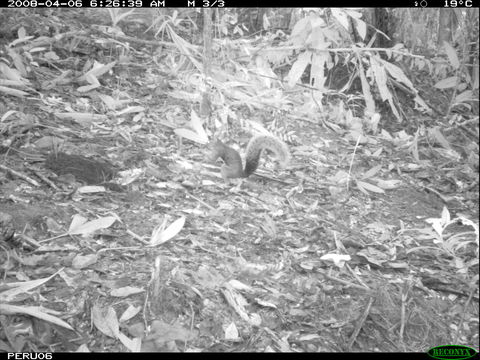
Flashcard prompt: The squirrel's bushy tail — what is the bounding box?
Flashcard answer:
[244,135,290,176]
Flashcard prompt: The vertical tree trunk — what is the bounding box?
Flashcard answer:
[437,8,457,47]
[200,9,213,119]
[203,9,213,79]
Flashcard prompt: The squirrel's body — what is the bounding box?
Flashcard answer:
[209,135,290,180]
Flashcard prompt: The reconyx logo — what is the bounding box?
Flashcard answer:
[427,345,478,360]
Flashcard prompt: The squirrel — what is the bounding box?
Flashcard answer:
[208,135,290,180]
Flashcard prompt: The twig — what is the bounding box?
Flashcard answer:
[126,229,150,245]
[399,280,413,343]
[346,263,370,290]
[453,287,476,344]
[0,243,9,281]
[31,169,60,190]
[347,136,361,192]
[37,233,70,244]
[347,296,374,350]
[17,234,42,249]
[96,246,143,255]
[316,269,372,293]
[185,192,216,211]
[0,164,40,187]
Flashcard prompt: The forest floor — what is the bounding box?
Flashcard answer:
[0,9,478,352]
